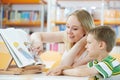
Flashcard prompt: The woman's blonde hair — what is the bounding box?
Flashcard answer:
[64,9,95,50]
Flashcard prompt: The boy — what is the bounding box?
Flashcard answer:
[62,26,120,79]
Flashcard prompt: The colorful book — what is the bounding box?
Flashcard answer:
[0,28,42,68]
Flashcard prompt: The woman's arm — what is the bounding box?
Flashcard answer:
[30,31,65,54]
[61,36,87,66]
[31,31,65,43]
[73,55,93,67]
[47,36,87,76]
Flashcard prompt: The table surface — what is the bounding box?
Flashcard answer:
[0,73,89,80]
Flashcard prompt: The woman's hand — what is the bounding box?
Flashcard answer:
[31,41,43,55]
[30,32,44,55]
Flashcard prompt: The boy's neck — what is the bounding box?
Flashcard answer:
[97,51,108,62]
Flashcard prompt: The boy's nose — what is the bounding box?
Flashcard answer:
[85,44,87,49]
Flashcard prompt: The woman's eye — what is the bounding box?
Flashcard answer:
[66,26,70,29]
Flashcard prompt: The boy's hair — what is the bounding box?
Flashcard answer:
[88,26,116,52]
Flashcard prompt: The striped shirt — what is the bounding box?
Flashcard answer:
[88,55,120,79]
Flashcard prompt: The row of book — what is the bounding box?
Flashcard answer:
[4,10,40,22]
[52,25,66,32]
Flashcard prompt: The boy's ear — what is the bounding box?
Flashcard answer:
[99,41,106,50]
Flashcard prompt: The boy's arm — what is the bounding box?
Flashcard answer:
[63,65,98,77]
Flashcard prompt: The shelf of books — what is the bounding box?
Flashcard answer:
[2,9,42,27]
[1,0,46,29]
[2,10,42,27]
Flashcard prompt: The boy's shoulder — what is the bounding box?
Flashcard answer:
[88,55,120,79]
[102,55,116,62]
[87,55,115,68]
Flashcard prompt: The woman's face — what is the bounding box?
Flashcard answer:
[66,15,85,43]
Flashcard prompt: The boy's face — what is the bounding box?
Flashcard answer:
[85,34,101,57]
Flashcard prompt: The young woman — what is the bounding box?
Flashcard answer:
[30,10,95,75]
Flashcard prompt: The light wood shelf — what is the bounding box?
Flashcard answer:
[1,0,47,29]
[52,21,101,25]
[52,20,120,25]
[104,21,120,25]
[116,38,120,45]
[3,21,41,27]
[1,0,46,4]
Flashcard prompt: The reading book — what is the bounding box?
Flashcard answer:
[0,28,42,68]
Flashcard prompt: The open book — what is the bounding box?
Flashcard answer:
[0,28,42,68]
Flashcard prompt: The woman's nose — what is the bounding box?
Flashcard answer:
[67,28,72,34]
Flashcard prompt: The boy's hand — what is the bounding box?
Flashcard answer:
[46,66,72,76]
[46,66,63,76]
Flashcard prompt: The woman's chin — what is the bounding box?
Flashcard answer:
[68,39,77,43]
[69,40,76,43]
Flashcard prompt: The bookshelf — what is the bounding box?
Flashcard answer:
[1,0,46,31]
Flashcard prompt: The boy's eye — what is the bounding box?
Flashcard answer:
[88,42,91,44]
[87,42,91,44]
[73,28,78,30]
